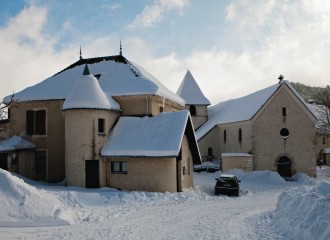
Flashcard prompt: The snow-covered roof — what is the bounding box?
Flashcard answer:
[0,136,36,152]
[3,56,185,106]
[196,80,318,141]
[308,104,330,134]
[101,111,201,164]
[220,174,236,178]
[221,153,253,157]
[176,70,211,106]
[62,64,120,111]
[321,148,330,154]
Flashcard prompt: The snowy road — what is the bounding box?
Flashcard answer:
[0,167,329,240]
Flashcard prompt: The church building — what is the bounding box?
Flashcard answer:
[177,73,318,178]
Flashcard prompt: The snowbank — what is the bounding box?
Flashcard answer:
[223,169,286,184]
[0,169,73,227]
[292,172,317,185]
[270,181,330,240]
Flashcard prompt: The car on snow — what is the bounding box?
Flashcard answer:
[215,174,241,196]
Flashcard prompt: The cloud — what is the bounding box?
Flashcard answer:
[129,0,189,28]
[102,3,121,10]
[0,5,78,100]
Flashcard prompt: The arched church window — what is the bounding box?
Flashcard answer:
[238,128,242,142]
[189,105,196,116]
[224,130,227,143]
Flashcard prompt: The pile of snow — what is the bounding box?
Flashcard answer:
[292,172,317,185]
[0,169,73,227]
[270,181,330,240]
[223,169,286,184]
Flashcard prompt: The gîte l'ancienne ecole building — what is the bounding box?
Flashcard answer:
[0,46,319,191]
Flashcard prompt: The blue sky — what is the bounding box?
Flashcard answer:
[1,0,330,104]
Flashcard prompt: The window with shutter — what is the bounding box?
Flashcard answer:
[26,111,34,135]
[35,110,46,135]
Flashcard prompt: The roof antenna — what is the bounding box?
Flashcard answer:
[120,39,122,56]
[278,74,284,84]
[80,45,83,60]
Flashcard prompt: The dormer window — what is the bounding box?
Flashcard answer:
[94,74,101,80]
[190,105,196,116]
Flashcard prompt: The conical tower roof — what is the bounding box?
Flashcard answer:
[176,70,211,105]
[62,64,120,111]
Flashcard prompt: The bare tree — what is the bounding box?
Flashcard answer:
[0,94,16,139]
[313,86,330,134]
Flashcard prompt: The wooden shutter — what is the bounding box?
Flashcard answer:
[36,110,46,135]
[26,111,34,135]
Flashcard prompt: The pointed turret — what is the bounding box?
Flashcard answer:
[176,70,211,106]
[83,63,90,75]
[62,64,120,111]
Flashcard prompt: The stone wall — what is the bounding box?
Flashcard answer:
[9,100,66,183]
[65,109,120,188]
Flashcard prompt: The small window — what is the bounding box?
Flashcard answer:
[35,110,46,135]
[280,128,289,138]
[323,137,326,144]
[26,111,34,135]
[111,162,127,174]
[26,110,46,135]
[238,128,242,142]
[159,106,164,113]
[189,105,196,116]
[208,147,213,157]
[224,130,227,143]
[282,107,286,117]
[98,119,104,133]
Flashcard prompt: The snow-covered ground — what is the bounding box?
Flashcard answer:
[0,167,329,240]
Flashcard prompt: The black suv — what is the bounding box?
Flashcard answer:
[215,174,241,196]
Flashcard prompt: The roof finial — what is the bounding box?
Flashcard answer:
[83,64,90,75]
[120,39,122,56]
[80,45,83,60]
[278,74,284,84]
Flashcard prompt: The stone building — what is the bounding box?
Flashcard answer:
[0,52,201,192]
[177,75,318,178]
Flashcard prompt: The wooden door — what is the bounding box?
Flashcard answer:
[86,160,99,188]
[0,153,8,170]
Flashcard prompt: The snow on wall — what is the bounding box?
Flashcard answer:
[196,80,317,141]
[270,181,330,240]
[3,59,185,107]
[62,72,120,111]
[176,70,211,105]
[0,136,35,152]
[101,111,190,157]
[0,169,73,227]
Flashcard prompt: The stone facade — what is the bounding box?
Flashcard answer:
[197,84,318,177]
